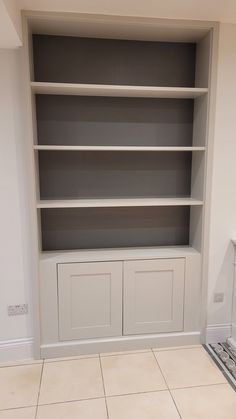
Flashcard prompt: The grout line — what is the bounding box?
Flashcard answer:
[0,361,43,369]
[43,354,99,363]
[35,389,168,407]
[168,381,229,391]
[100,350,152,358]
[35,359,44,419]
[0,405,37,412]
[151,348,183,419]
[170,382,230,393]
[105,388,168,398]
[99,355,109,419]
[33,396,105,408]
[151,349,170,390]
[151,345,202,353]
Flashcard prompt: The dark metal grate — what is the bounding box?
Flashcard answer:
[204,342,236,391]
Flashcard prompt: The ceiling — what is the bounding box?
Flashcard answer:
[0,0,21,48]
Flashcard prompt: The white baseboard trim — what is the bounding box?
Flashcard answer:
[228,323,236,349]
[206,324,232,344]
[227,337,236,350]
[0,338,34,363]
[41,331,201,359]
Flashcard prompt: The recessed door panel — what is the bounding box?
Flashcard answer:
[58,261,122,340]
[124,258,185,334]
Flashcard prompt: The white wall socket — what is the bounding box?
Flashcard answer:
[213,293,224,303]
[8,304,28,316]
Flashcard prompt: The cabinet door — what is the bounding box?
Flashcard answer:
[58,261,122,341]
[124,258,185,335]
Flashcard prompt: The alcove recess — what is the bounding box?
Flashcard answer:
[31,29,210,252]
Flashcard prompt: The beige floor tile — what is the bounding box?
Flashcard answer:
[107,391,180,419]
[172,383,236,419]
[38,358,104,405]
[100,349,152,357]
[154,347,226,389]
[0,408,36,419]
[0,364,42,410]
[37,398,107,419]
[101,352,167,396]
[44,354,99,363]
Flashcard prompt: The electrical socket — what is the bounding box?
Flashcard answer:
[8,304,28,316]
[213,293,224,303]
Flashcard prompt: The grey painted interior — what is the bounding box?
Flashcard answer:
[40,206,190,251]
[38,151,192,199]
[36,95,194,147]
[33,35,196,87]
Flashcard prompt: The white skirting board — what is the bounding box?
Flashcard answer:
[0,332,201,362]
[41,331,201,359]
[228,323,236,350]
[0,338,34,363]
[206,324,232,344]
[1,327,230,361]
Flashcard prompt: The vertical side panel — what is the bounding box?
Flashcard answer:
[195,32,211,88]
[192,96,208,147]
[184,253,202,331]
[21,14,42,358]
[39,260,59,345]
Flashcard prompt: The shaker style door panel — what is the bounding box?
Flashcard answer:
[58,261,122,341]
[123,258,185,335]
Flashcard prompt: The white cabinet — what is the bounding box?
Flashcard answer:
[57,258,185,341]
[123,258,185,335]
[58,261,122,341]
[38,252,202,357]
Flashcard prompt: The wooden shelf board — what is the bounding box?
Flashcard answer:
[34,145,206,152]
[37,197,203,209]
[31,82,208,98]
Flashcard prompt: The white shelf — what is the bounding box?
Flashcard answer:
[37,197,203,209]
[31,82,208,99]
[34,145,206,152]
[40,246,200,263]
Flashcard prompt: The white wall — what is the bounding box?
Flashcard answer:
[1,19,236,360]
[0,49,33,356]
[207,23,236,334]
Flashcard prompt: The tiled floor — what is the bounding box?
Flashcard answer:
[0,345,236,419]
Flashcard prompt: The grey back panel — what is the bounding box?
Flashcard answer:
[33,35,196,87]
[38,151,192,199]
[41,206,190,251]
[36,95,193,147]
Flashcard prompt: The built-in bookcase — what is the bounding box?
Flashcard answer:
[30,32,209,252]
[24,13,218,357]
